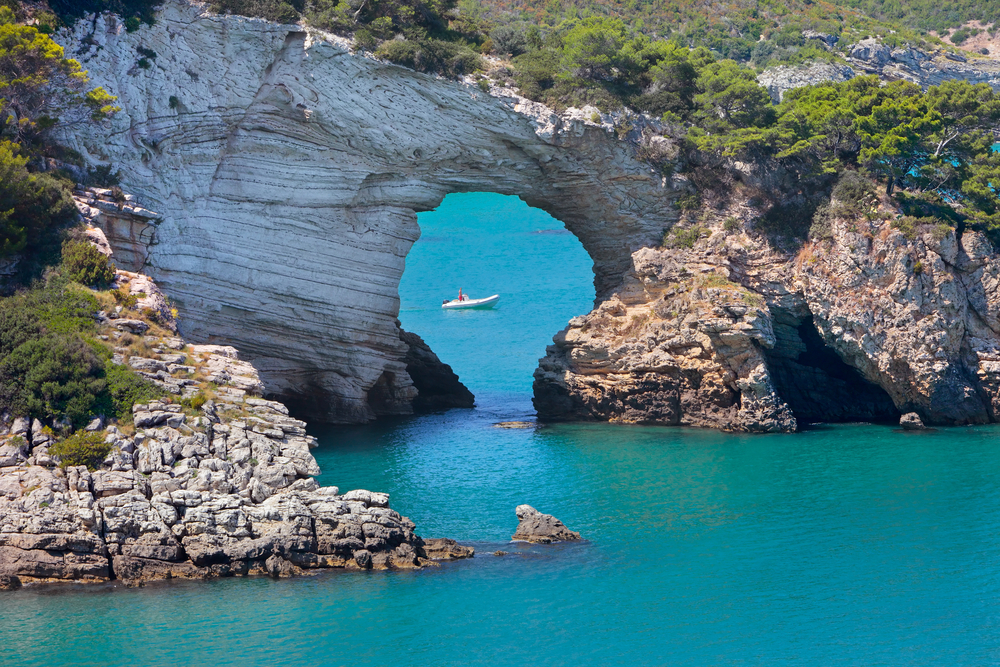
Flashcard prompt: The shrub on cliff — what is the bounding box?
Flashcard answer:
[50,430,111,470]
[376,38,482,77]
[102,362,162,422]
[61,239,115,287]
[0,333,108,428]
[831,171,877,216]
[0,142,77,261]
[0,277,162,427]
[209,0,302,23]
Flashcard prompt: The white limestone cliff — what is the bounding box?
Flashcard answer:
[54,1,678,423]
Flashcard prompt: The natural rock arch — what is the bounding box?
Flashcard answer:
[57,2,677,422]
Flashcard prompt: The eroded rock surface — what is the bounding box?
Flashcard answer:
[511,505,581,544]
[399,328,475,413]
[536,198,1000,429]
[0,266,439,586]
[55,1,675,424]
[422,538,475,560]
[759,38,1000,102]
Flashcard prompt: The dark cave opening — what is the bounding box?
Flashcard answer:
[763,311,901,425]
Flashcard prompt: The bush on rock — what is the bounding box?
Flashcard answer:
[62,239,115,287]
[50,430,111,470]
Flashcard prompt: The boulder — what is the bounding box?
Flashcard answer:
[900,412,926,431]
[0,574,22,591]
[421,538,475,560]
[115,319,149,334]
[511,505,581,544]
[849,38,892,67]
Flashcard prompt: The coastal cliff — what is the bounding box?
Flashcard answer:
[0,194,449,587]
[50,1,1000,432]
[535,194,1000,430]
[54,1,674,424]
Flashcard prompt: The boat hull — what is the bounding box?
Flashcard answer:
[442,294,500,310]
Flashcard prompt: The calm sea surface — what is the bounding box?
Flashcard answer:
[5,193,1000,666]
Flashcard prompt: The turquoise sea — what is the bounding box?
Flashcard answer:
[5,193,1000,666]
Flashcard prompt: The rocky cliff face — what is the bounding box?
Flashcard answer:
[54,1,674,423]
[535,200,1000,430]
[759,38,1000,101]
[54,2,1000,432]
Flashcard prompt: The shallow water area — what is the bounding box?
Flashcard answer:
[5,194,1000,666]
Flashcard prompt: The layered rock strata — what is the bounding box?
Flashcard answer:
[0,266,448,587]
[55,1,675,423]
[536,202,1000,429]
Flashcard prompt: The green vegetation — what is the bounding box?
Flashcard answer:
[0,276,163,429]
[0,7,119,144]
[0,141,77,263]
[663,224,709,249]
[61,239,115,287]
[49,430,112,470]
[45,1,161,27]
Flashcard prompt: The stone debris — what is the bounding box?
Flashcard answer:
[511,505,581,544]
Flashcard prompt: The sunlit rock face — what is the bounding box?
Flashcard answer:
[55,1,676,422]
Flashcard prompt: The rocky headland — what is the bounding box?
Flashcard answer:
[0,195,471,587]
[534,188,1000,431]
[53,0,673,424]
[40,0,1000,438]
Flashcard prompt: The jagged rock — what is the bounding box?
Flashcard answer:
[421,538,475,560]
[10,417,28,437]
[265,554,297,578]
[849,38,893,67]
[399,327,475,412]
[511,505,581,544]
[0,574,21,591]
[900,413,926,431]
[802,30,837,48]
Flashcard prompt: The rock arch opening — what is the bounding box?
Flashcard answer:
[399,192,596,410]
[56,6,676,424]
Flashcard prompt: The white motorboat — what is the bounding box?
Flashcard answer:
[442,294,500,310]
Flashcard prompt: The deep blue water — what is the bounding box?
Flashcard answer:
[5,193,1000,666]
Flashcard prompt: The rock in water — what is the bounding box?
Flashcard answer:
[421,538,475,560]
[900,412,926,430]
[0,574,21,591]
[512,505,581,543]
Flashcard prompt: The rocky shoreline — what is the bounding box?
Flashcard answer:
[0,206,471,588]
[535,187,1000,431]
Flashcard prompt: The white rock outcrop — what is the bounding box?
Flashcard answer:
[55,1,677,423]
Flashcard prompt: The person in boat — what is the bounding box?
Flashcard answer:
[458,288,466,302]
